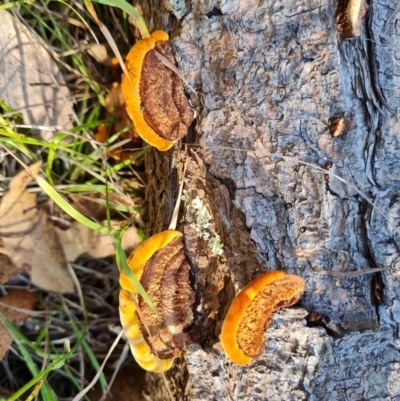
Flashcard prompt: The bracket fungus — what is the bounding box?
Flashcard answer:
[119,230,194,372]
[221,271,305,365]
[121,30,194,151]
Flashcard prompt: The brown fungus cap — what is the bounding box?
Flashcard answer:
[121,31,194,151]
[138,235,194,359]
[119,230,195,372]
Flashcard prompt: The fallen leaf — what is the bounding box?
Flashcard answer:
[0,162,74,293]
[0,252,21,285]
[0,10,73,140]
[87,43,110,65]
[57,222,140,261]
[0,289,38,361]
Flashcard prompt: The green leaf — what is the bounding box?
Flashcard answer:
[90,0,149,38]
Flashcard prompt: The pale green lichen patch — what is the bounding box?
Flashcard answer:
[181,190,223,255]
[208,234,224,256]
[191,196,211,233]
[181,190,190,203]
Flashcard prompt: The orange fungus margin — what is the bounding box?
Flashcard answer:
[118,230,183,372]
[121,30,174,151]
[220,271,305,365]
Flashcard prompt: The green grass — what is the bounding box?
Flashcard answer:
[0,313,67,401]
[0,1,150,399]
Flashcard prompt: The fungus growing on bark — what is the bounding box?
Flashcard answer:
[121,30,194,151]
[336,0,369,38]
[330,117,351,137]
[221,271,305,365]
[119,230,194,372]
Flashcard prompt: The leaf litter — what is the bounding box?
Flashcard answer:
[0,4,154,399]
[0,10,74,140]
[0,161,141,291]
[57,221,140,262]
[0,289,38,361]
[0,161,75,293]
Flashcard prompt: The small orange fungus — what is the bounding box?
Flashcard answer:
[221,271,305,365]
[336,0,368,38]
[119,230,194,372]
[121,30,194,151]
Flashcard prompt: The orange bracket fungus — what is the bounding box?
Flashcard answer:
[221,271,305,365]
[121,30,194,151]
[119,229,194,372]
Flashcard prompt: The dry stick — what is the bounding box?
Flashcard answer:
[384,4,400,28]
[35,320,50,401]
[315,267,397,279]
[155,51,197,95]
[71,329,124,401]
[98,340,130,401]
[0,300,48,316]
[67,263,92,392]
[169,155,189,230]
[84,0,138,101]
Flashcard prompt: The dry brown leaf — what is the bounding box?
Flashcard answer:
[0,252,21,285]
[0,10,73,140]
[0,331,12,364]
[0,162,74,293]
[87,43,110,65]
[0,289,38,361]
[57,222,140,261]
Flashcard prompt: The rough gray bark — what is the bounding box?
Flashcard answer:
[142,0,400,399]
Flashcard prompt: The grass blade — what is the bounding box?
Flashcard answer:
[90,0,149,38]
[0,313,70,401]
[114,233,157,314]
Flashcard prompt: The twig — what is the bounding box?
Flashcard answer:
[71,329,124,401]
[98,337,130,401]
[314,267,397,278]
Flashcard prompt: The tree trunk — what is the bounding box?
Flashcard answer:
[141,0,400,399]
